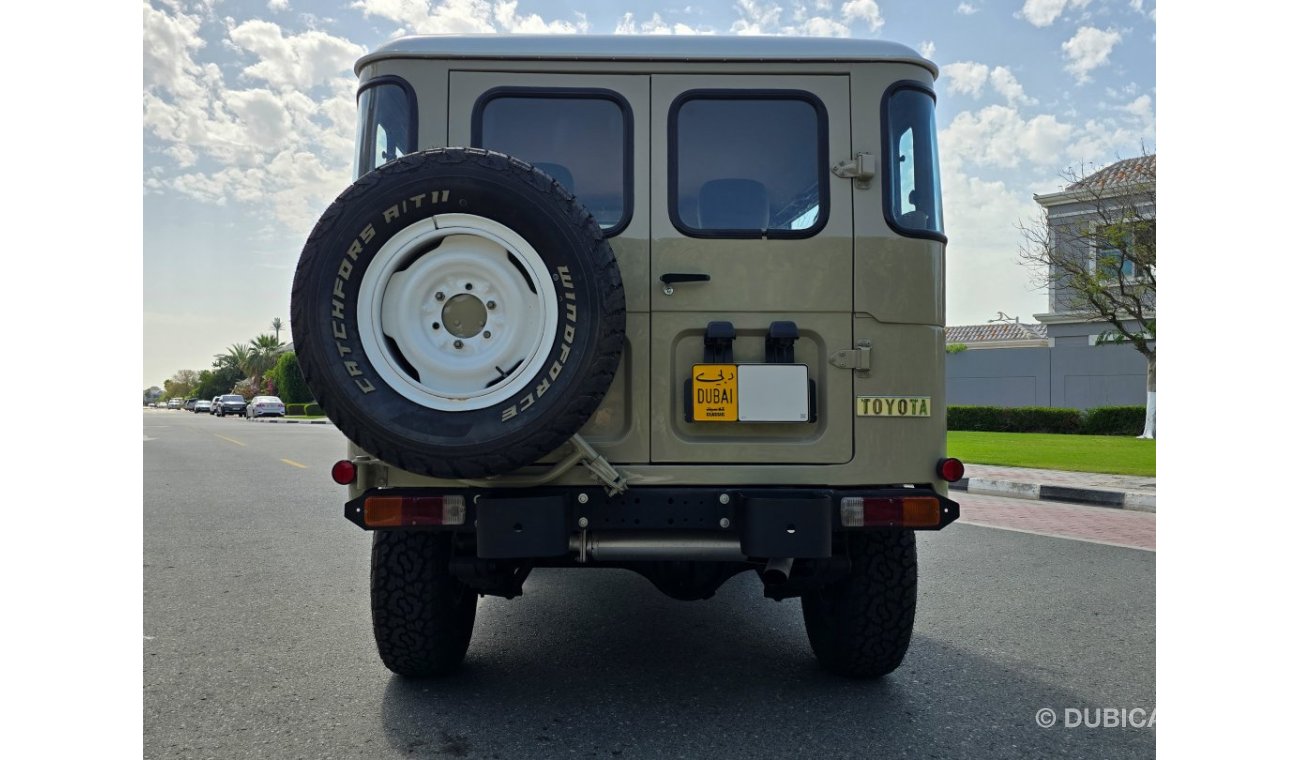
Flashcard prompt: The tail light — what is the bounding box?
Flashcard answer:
[937,457,965,482]
[331,459,357,485]
[363,495,466,527]
[840,496,942,528]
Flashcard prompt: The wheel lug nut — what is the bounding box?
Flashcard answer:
[486,301,496,310]
[483,331,492,339]
[454,340,464,349]
[432,322,440,330]
[435,292,445,301]
[465,283,473,291]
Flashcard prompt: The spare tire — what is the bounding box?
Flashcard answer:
[291,148,625,478]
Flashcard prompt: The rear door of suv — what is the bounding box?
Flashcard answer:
[647,75,854,464]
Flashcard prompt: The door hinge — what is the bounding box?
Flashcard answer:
[829,341,872,372]
[831,153,876,189]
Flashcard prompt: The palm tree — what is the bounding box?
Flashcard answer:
[270,317,283,342]
[246,333,285,385]
[216,343,253,374]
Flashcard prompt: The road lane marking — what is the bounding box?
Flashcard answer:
[281,459,308,468]
[214,434,246,447]
[958,520,1155,552]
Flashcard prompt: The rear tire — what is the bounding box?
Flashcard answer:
[801,531,917,679]
[371,532,477,678]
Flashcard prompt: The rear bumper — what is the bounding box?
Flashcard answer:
[345,485,959,560]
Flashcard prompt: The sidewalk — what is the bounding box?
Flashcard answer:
[953,464,1156,512]
[246,417,333,425]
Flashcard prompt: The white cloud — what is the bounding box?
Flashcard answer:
[227,19,363,90]
[918,40,936,59]
[941,105,1074,169]
[944,62,990,97]
[351,0,588,35]
[731,1,788,34]
[1120,93,1154,126]
[944,62,1034,106]
[267,0,289,10]
[957,2,977,15]
[729,0,877,36]
[144,6,361,237]
[1062,25,1122,82]
[1019,0,1091,28]
[143,0,206,98]
[841,1,884,31]
[614,12,713,34]
[990,66,1034,106]
[941,84,1153,175]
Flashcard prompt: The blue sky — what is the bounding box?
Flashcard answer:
[143,0,1155,387]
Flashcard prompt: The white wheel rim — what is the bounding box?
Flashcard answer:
[356,213,559,411]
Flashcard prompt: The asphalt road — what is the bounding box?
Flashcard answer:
[144,409,1155,759]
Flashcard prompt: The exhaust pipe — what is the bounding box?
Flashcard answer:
[761,557,794,585]
[569,531,745,562]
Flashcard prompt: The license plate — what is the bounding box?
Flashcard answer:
[856,396,931,417]
[692,364,738,422]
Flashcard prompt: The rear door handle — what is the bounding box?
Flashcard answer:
[660,272,710,295]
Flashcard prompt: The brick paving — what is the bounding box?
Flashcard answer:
[955,490,1156,551]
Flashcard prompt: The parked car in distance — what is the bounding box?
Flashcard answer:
[167,399,182,409]
[215,394,248,417]
[246,395,285,418]
[184,399,198,412]
[210,396,221,414]
[194,399,213,413]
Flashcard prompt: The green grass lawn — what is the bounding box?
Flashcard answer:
[947,431,1155,477]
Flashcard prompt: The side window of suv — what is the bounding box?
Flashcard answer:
[882,82,944,240]
[354,77,417,179]
[472,88,634,235]
[669,90,828,239]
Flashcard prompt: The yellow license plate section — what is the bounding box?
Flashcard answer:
[692,364,738,422]
[856,396,931,417]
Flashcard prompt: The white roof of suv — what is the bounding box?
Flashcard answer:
[357,34,937,75]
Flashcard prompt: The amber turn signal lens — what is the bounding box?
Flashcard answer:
[363,496,404,526]
[900,497,941,527]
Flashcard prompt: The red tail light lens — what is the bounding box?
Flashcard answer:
[331,459,357,485]
[937,458,965,482]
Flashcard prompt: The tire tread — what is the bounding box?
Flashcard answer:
[371,531,476,677]
[801,531,918,679]
[291,147,625,478]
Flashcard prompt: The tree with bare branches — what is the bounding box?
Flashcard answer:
[1020,153,1155,438]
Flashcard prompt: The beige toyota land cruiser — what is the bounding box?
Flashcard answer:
[292,34,963,680]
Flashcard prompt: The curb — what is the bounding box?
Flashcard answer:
[952,478,1155,513]
[246,418,333,425]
